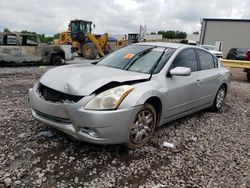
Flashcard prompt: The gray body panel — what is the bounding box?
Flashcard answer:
[0,45,22,63]
[29,43,231,145]
[39,63,150,95]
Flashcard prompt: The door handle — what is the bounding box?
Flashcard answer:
[195,79,201,86]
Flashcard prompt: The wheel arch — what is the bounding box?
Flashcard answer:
[220,82,228,94]
[52,52,65,59]
[145,96,162,124]
[50,52,65,63]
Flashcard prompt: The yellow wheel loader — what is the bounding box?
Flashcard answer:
[55,19,111,59]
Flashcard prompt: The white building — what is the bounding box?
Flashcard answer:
[200,18,250,55]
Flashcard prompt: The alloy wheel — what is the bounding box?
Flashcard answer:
[216,88,225,109]
[130,109,154,144]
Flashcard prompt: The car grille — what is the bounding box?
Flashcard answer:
[37,83,83,103]
[34,109,71,123]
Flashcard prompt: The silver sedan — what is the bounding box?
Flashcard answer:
[28,42,231,149]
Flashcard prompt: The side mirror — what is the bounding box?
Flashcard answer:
[169,67,191,76]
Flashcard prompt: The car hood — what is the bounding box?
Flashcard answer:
[39,63,150,96]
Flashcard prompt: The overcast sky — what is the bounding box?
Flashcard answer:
[0,0,249,36]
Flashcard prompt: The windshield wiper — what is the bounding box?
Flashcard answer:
[148,48,168,79]
[91,61,99,65]
[123,46,157,70]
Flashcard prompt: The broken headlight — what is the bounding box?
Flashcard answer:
[85,85,134,110]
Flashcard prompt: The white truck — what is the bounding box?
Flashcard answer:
[0,32,74,65]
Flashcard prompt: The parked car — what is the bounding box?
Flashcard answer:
[226,48,250,81]
[0,32,74,65]
[28,42,231,149]
[226,48,250,61]
[199,45,223,58]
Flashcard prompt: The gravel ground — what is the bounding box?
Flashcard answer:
[0,62,249,187]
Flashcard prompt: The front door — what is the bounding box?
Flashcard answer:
[163,48,202,119]
[19,35,42,62]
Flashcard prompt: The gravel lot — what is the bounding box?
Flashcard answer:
[0,60,249,187]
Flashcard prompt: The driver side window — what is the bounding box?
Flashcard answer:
[172,49,198,72]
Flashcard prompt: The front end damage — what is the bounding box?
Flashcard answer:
[28,82,141,144]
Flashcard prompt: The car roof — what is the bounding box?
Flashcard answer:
[132,42,188,49]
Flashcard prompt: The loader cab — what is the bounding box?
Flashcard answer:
[70,20,92,43]
[128,33,140,44]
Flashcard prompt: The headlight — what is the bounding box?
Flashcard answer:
[85,85,134,110]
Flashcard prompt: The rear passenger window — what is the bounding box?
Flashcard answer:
[172,49,198,71]
[1,35,18,45]
[197,50,215,70]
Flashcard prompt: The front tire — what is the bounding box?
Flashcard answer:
[211,85,226,111]
[126,104,157,149]
[82,43,97,60]
[51,55,64,65]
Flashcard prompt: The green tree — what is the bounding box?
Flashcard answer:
[157,30,166,38]
[165,30,176,39]
[4,28,10,32]
[53,33,60,39]
[176,31,187,39]
[21,30,36,34]
[157,30,187,39]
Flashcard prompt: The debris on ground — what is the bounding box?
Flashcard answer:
[0,64,249,187]
[162,141,174,148]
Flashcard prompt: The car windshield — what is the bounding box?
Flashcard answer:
[97,45,174,74]
[202,45,217,51]
[236,48,247,54]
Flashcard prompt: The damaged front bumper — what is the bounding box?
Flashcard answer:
[28,87,141,145]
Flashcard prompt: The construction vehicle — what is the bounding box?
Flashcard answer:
[55,19,110,59]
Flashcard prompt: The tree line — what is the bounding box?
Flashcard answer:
[3,28,191,41]
[151,30,187,39]
[3,28,59,43]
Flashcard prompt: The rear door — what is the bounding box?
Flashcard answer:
[0,34,22,63]
[196,49,221,105]
[164,48,202,119]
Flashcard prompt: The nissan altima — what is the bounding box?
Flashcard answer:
[28,42,231,149]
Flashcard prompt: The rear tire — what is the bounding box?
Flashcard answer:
[126,103,156,149]
[246,71,250,81]
[211,85,226,112]
[82,43,97,60]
